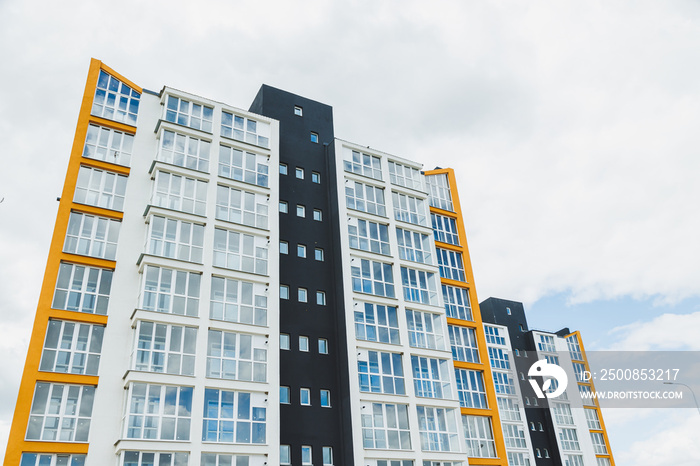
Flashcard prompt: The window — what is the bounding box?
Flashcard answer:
[596,458,612,466]
[280,334,290,350]
[573,362,587,382]
[210,276,267,326]
[141,265,201,316]
[295,167,305,179]
[316,291,326,305]
[506,307,512,315]
[297,244,307,258]
[436,248,466,282]
[133,321,196,376]
[585,408,602,429]
[125,383,192,440]
[544,449,550,458]
[493,372,516,395]
[200,454,257,466]
[165,95,213,132]
[213,229,268,275]
[299,336,309,352]
[411,356,452,399]
[310,132,319,143]
[567,334,584,360]
[280,285,289,300]
[315,248,324,261]
[312,171,321,183]
[298,287,308,302]
[320,389,331,407]
[294,106,303,116]
[74,165,128,211]
[216,186,268,229]
[431,214,459,245]
[52,262,112,315]
[361,403,411,449]
[579,384,596,406]
[462,415,496,458]
[21,454,86,466]
[537,334,556,352]
[400,267,437,305]
[346,181,386,216]
[358,350,405,395]
[344,149,382,179]
[502,424,527,449]
[207,330,267,382]
[297,204,306,217]
[26,382,94,442]
[535,448,541,458]
[425,173,453,211]
[64,212,120,260]
[202,389,266,443]
[442,285,472,321]
[302,446,313,465]
[388,160,422,190]
[218,145,269,187]
[351,259,395,298]
[83,124,134,167]
[455,369,487,409]
[158,130,211,172]
[487,347,510,370]
[280,241,289,254]
[318,338,328,354]
[322,446,333,465]
[396,228,432,264]
[378,462,414,466]
[280,163,288,175]
[565,456,585,466]
[559,428,580,451]
[147,216,204,263]
[484,325,506,345]
[221,111,270,147]
[40,320,104,375]
[507,453,531,466]
[448,325,479,363]
[313,209,323,221]
[92,70,140,125]
[280,446,291,465]
[591,432,608,454]
[417,406,459,452]
[392,192,427,226]
[354,302,400,344]
[519,324,525,332]
[153,171,207,216]
[348,217,390,255]
[530,421,536,430]
[497,397,521,421]
[300,388,311,405]
[406,309,444,350]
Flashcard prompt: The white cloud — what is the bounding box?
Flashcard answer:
[606,311,700,350]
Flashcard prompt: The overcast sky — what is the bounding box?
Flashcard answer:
[1,0,699,464]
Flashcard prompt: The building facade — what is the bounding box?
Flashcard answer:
[5,59,612,466]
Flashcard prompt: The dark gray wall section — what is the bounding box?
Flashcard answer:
[250,86,354,466]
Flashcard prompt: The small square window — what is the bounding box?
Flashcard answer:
[280,386,290,404]
[302,445,312,465]
[280,333,290,350]
[298,287,308,302]
[312,172,321,184]
[318,338,328,354]
[280,285,289,300]
[299,335,309,352]
[297,205,306,217]
[316,291,326,305]
[281,445,291,465]
[310,132,319,143]
[280,241,289,254]
[315,248,324,261]
[297,244,307,258]
[296,167,304,179]
[280,163,288,175]
[294,106,303,116]
[320,389,331,407]
[300,388,311,405]
[279,201,288,213]
[313,209,322,221]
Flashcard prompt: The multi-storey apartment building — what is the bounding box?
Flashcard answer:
[479,298,615,466]
[4,59,612,466]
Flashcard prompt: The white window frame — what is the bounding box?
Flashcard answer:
[153,170,207,216]
[416,406,460,452]
[74,165,128,211]
[206,330,267,382]
[493,372,516,395]
[165,95,213,132]
[392,191,427,226]
[132,320,197,376]
[147,216,204,263]
[40,320,104,376]
[436,248,466,282]
[448,325,479,363]
[559,428,581,451]
[484,325,506,345]
[20,453,88,466]
[462,415,496,458]
[388,160,422,190]
[425,173,453,211]
[64,212,120,260]
[591,432,608,454]
[125,383,193,441]
[216,185,268,229]
[52,262,113,315]
[221,111,270,148]
[346,181,386,216]
[400,267,437,305]
[209,276,267,326]
[83,123,134,167]
[361,403,412,450]
[158,129,211,172]
[92,70,140,125]
[300,388,311,406]
[201,389,266,444]
[357,349,405,395]
[26,383,95,442]
[455,369,487,409]
[344,149,382,180]
[218,145,269,187]
[213,228,268,275]
[354,302,400,344]
[347,217,391,255]
[442,285,472,321]
[320,389,331,408]
[411,356,452,399]
[487,347,510,370]
[351,259,395,298]
[406,309,444,350]
[396,228,433,264]
[503,423,527,449]
[585,408,602,429]
[141,265,201,316]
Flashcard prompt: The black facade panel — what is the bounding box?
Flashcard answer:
[250,86,354,466]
